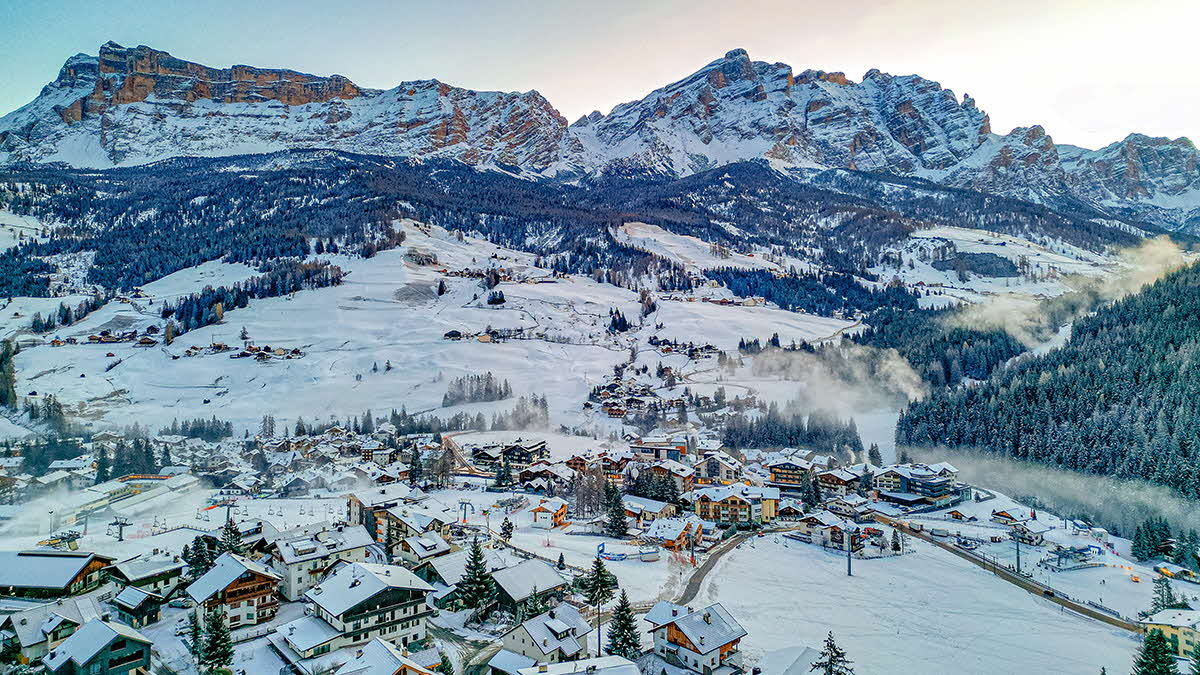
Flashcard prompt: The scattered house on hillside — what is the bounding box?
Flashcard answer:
[107,552,186,599]
[490,560,568,613]
[268,524,374,601]
[691,486,779,526]
[651,460,696,493]
[874,463,965,508]
[696,452,742,485]
[1141,609,1200,658]
[186,551,282,630]
[272,562,434,659]
[0,550,114,598]
[648,602,746,675]
[990,507,1035,525]
[42,620,152,675]
[397,532,454,565]
[334,637,437,675]
[1011,521,1052,546]
[623,495,676,527]
[500,604,593,664]
[347,484,426,541]
[113,586,163,629]
[412,548,522,609]
[645,516,705,551]
[531,497,569,529]
[0,597,103,665]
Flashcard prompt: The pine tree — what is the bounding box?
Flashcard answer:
[605,590,641,660]
[93,447,110,485]
[1132,629,1180,675]
[810,631,854,674]
[217,519,244,556]
[556,552,566,570]
[410,445,424,485]
[581,555,618,657]
[458,538,495,619]
[891,529,902,553]
[500,517,514,541]
[436,655,454,675]
[494,455,513,487]
[189,613,204,667]
[867,444,883,466]
[202,610,234,672]
[604,490,628,538]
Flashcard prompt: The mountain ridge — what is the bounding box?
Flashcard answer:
[2,42,1198,231]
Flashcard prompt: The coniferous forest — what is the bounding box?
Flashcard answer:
[897,262,1200,498]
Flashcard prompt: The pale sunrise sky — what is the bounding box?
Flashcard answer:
[1,0,1196,150]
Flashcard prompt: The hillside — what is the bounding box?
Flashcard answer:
[897,261,1200,498]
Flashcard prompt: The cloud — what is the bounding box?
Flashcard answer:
[750,343,928,412]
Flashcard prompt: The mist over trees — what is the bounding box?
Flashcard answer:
[900,263,1200,498]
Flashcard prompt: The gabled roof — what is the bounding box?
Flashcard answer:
[644,601,688,629]
[305,563,432,618]
[1,597,101,648]
[42,620,149,671]
[490,560,566,603]
[186,551,281,603]
[515,604,591,657]
[655,603,746,655]
[114,585,160,611]
[274,525,373,565]
[404,532,452,559]
[487,649,537,675]
[0,551,112,591]
[335,637,436,675]
[422,548,521,586]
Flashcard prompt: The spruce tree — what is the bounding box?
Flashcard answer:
[218,519,244,556]
[203,610,234,672]
[605,590,641,660]
[436,655,453,675]
[810,631,854,674]
[458,538,495,619]
[1132,629,1180,675]
[581,555,617,656]
[93,447,110,485]
[557,552,566,570]
[500,517,514,541]
[605,490,628,538]
[189,613,205,667]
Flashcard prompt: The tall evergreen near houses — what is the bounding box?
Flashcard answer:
[458,538,496,619]
[202,610,233,672]
[93,447,110,484]
[217,519,244,556]
[494,456,513,487]
[0,340,16,409]
[1131,629,1180,675]
[810,631,854,675]
[605,590,641,660]
[581,555,618,656]
[409,444,423,485]
[500,517,514,541]
[604,489,628,538]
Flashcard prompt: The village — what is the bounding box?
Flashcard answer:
[0,408,1184,675]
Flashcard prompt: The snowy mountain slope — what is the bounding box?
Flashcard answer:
[0,42,567,169]
[1,222,857,437]
[2,43,1198,231]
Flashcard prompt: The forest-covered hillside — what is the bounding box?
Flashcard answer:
[897,263,1200,497]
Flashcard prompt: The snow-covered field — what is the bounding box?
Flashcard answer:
[0,222,860,438]
[699,534,1140,675]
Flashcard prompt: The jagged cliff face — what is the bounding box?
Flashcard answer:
[2,43,1198,229]
[559,49,991,177]
[0,42,567,169]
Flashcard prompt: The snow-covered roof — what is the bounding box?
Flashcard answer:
[1144,609,1200,629]
[278,614,341,652]
[305,562,432,618]
[423,548,521,586]
[644,601,688,629]
[335,637,436,675]
[42,620,149,671]
[404,532,452,560]
[645,516,701,541]
[0,551,110,591]
[1,597,101,648]
[516,656,639,675]
[623,495,670,515]
[186,551,281,603]
[516,604,591,657]
[488,649,537,675]
[350,483,423,508]
[114,585,159,611]
[274,525,373,565]
[491,559,566,603]
[531,497,568,513]
[112,555,185,583]
[655,603,746,654]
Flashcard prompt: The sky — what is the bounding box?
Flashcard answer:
[1,0,1197,150]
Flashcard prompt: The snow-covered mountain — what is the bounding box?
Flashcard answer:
[2,42,1199,230]
[0,42,567,169]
